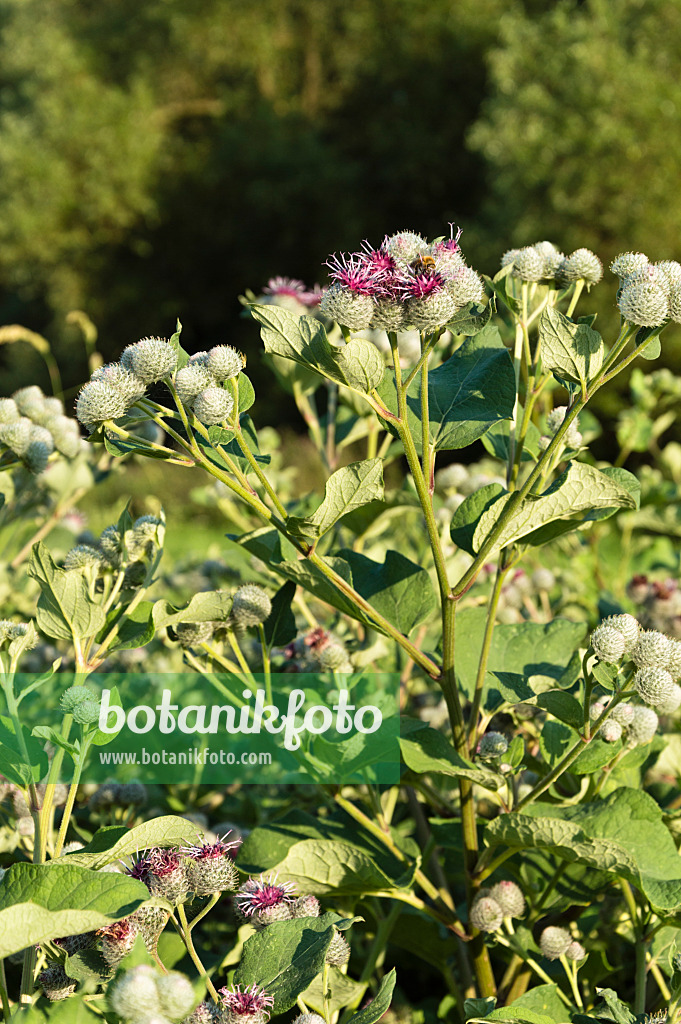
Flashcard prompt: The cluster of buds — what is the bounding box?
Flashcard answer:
[62,513,163,590]
[0,386,82,474]
[88,779,146,811]
[611,252,681,328]
[539,926,585,962]
[107,963,196,1022]
[589,696,658,746]
[319,228,485,334]
[627,575,681,638]
[283,627,352,674]
[60,684,102,726]
[126,834,242,909]
[502,242,602,287]
[175,345,245,425]
[260,276,325,314]
[539,406,583,451]
[469,880,526,932]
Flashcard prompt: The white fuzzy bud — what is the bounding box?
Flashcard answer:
[566,940,586,961]
[121,337,178,383]
[532,568,555,591]
[384,230,428,263]
[628,706,658,745]
[610,251,649,279]
[589,701,606,721]
[590,625,626,663]
[0,418,32,455]
[64,545,103,571]
[469,896,503,933]
[611,703,634,725]
[193,387,234,425]
[371,298,407,332]
[666,640,681,680]
[601,719,623,742]
[29,424,55,453]
[13,385,45,418]
[206,345,244,382]
[488,880,525,918]
[175,621,214,648]
[407,291,457,330]
[601,613,640,652]
[533,241,565,277]
[292,1015,327,1024]
[175,364,215,406]
[320,284,374,331]
[618,273,669,327]
[91,363,146,403]
[539,926,572,960]
[108,965,161,1019]
[512,246,545,282]
[501,248,520,268]
[232,584,272,627]
[634,666,675,707]
[447,266,485,308]
[632,630,671,668]
[76,381,127,428]
[477,731,508,757]
[654,261,681,297]
[319,641,349,671]
[560,248,603,285]
[155,971,196,1019]
[0,398,19,424]
[23,440,50,474]
[656,683,681,714]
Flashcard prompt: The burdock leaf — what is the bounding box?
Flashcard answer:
[287,460,384,540]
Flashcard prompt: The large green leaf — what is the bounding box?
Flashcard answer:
[251,304,384,394]
[96,601,155,653]
[0,715,49,786]
[263,581,297,647]
[234,914,354,1012]
[345,970,396,1024]
[399,720,503,790]
[28,542,106,642]
[450,483,506,556]
[485,788,681,911]
[0,863,149,957]
[64,816,202,869]
[287,460,384,540]
[538,306,604,388]
[301,966,365,1015]
[454,608,586,705]
[376,325,515,453]
[153,591,233,630]
[471,463,639,556]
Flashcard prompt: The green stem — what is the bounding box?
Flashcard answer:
[467,561,508,747]
[54,738,92,858]
[0,958,9,1022]
[560,955,583,1009]
[188,892,220,933]
[322,961,331,1024]
[420,333,432,493]
[177,904,219,1002]
[495,936,571,1006]
[621,880,647,1015]
[258,623,272,706]
[566,280,585,319]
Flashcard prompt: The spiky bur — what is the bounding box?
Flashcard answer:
[291,1015,326,1024]
[175,621,215,648]
[635,667,675,707]
[533,241,565,278]
[0,398,19,423]
[601,719,623,743]
[532,568,555,591]
[632,630,671,668]
[108,964,162,1019]
[384,230,428,263]
[217,984,274,1024]
[76,380,129,429]
[610,251,649,279]
[539,926,572,960]
[121,336,178,384]
[511,246,545,282]
[91,363,147,403]
[98,919,140,969]
[601,613,640,652]
[183,836,241,896]
[488,881,525,918]
[447,266,485,308]
[143,848,189,905]
[0,621,36,649]
[666,639,681,680]
[406,289,456,331]
[611,703,635,725]
[64,544,103,571]
[129,904,170,958]
[657,683,681,714]
[590,625,626,663]
[185,1002,219,1024]
[60,685,98,714]
[235,874,297,928]
[155,971,196,1020]
[193,387,234,426]
[0,418,32,455]
[232,585,272,628]
[175,363,216,406]
[370,297,407,332]
[628,706,659,746]
[326,929,351,967]
[72,699,102,725]
[206,345,244,382]
[469,896,503,933]
[477,731,508,758]
[618,269,669,327]
[319,640,350,671]
[290,894,321,918]
[13,385,45,417]
[39,964,77,1001]
[558,248,603,285]
[320,284,374,331]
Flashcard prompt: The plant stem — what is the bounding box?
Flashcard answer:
[566,280,585,318]
[467,561,507,748]
[560,955,583,1009]
[495,936,571,1006]
[322,961,331,1024]
[258,623,272,705]
[177,904,219,1002]
[621,879,647,1015]
[54,738,91,858]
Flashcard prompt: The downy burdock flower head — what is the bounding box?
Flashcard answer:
[319,639,350,671]
[0,417,32,455]
[39,964,77,1002]
[403,267,455,330]
[383,230,429,264]
[511,246,545,282]
[670,281,681,324]
[29,424,55,453]
[0,397,19,423]
[121,336,177,384]
[447,266,485,309]
[108,964,162,1019]
[174,621,215,648]
[13,385,45,418]
[533,241,565,278]
[611,703,635,725]
[601,613,640,652]
[601,719,623,743]
[127,514,163,560]
[370,297,407,332]
[99,524,125,566]
[469,896,503,933]
[175,363,216,406]
[48,415,82,458]
[290,894,321,918]
[142,848,189,904]
[590,624,626,663]
[235,874,297,926]
[628,706,659,745]
[477,731,509,758]
[566,940,586,961]
[193,387,234,426]
[91,363,146,403]
[206,345,245,383]
[185,1002,219,1024]
[326,929,351,967]
[431,237,466,280]
[532,568,556,591]
[546,406,582,448]
[559,248,603,285]
[60,684,98,714]
[666,639,681,680]
[183,834,240,896]
[634,666,675,707]
[632,630,671,668]
[23,440,50,474]
[218,984,274,1024]
[610,251,649,280]
[654,261,681,296]
[618,267,669,327]
[76,380,128,429]
[292,1015,326,1024]
[320,283,375,331]
[98,918,140,969]
[539,926,572,960]
[130,903,170,956]
[73,699,102,725]
[261,276,310,313]
[155,971,196,1020]
[64,544,103,572]
[232,584,272,628]
[0,620,36,650]
[488,880,525,918]
[501,248,520,269]
[656,682,681,714]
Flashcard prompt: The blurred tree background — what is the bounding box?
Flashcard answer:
[0,0,679,426]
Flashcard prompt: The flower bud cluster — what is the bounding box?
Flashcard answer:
[477,731,509,759]
[63,514,163,585]
[469,881,525,933]
[320,227,484,333]
[107,964,195,1021]
[0,386,82,473]
[89,780,146,811]
[611,252,681,327]
[283,627,353,674]
[539,926,585,961]
[172,344,245,425]
[502,242,602,285]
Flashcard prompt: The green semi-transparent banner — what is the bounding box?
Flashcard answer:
[5,672,401,785]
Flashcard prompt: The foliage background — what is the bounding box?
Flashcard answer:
[1,0,680,428]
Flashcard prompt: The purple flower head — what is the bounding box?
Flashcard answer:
[325,252,384,297]
[403,268,446,299]
[360,241,398,276]
[183,832,242,862]
[263,277,308,299]
[236,873,297,916]
[126,852,153,883]
[146,848,183,877]
[218,984,275,1018]
[97,918,138,943]
[301,283,326,308]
